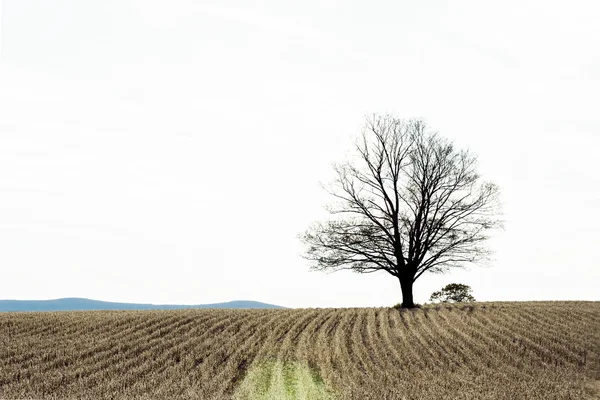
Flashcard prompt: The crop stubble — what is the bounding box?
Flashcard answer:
[0,302,598,399]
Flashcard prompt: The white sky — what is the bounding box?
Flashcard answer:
[0,0,598,308]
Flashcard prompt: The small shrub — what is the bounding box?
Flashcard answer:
[429,283,476,303]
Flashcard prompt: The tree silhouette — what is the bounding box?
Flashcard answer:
[301,115,501,308]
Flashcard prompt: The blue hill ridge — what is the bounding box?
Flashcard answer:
[0,298,285,312]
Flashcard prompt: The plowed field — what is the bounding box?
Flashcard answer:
[1,302,598,399]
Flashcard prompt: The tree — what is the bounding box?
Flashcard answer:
[300,115,501,308]
[429,283,476,303]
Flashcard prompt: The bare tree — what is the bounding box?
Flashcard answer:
[301,115,501,308]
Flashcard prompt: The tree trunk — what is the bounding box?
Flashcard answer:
[399,278,415,308]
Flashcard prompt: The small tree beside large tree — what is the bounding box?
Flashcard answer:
[301,115,501,308]
[429,283,476,303]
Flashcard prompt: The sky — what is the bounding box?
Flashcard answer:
[0,0,598,308]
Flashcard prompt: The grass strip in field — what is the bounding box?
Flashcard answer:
[233,360,336,400]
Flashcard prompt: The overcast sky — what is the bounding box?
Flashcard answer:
[1,0,598,308]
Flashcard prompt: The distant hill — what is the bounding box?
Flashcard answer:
[0,298,285,312]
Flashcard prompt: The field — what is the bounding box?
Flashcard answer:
[0,302,598,399]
